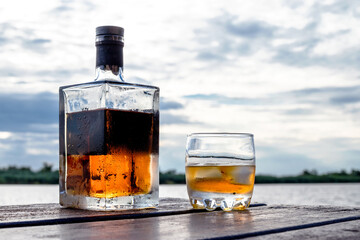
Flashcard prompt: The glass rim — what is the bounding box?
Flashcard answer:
[187,132,253,137]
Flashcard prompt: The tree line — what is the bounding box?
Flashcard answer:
[255,169,360,183]
[0,164,359,184]
[0,163,58,184]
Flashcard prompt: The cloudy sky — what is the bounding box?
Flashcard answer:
[0,0,359,175]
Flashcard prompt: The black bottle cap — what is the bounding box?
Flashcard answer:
[95,26,124,67]
[96,26,124,36]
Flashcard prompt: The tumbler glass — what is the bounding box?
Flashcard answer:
[185,133,255,211]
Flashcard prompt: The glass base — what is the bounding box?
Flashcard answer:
[189,191,252,211]
[60,190,158,211]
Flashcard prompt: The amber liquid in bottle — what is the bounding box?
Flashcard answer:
[66,109,155,198]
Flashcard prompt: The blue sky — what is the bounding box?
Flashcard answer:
[0,0,359,175]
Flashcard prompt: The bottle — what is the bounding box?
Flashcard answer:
[59,26,159,210]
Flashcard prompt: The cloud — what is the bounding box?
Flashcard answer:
[23,38,51,46]
[284,0,304,9]
[127,76,152,85]
[52,5,73,13]
[0,23,15,48]
[0,37,7,46]
[0,0,358,176]
[184,85,360,109]
[159,98,191,125]
[224,20,277,39]
[184,94,259,105]
[197,52,226,61]
[50,0,73,15]
[194,16,274,61]
[256,145,325,175]
[256,138,360,175]
[0,67,90,80]
[21,38,51,53]
[313,0,359,15]
[160,113,192,125]
[0,132,58,169]
[160,98,184,110]
[285,85,360,105]
[195,7,360,69]
[272,38,360,68]
[0,92,58,132]
[282,108,314,116]
[330,96,360,105]
[0,23,51,53]
[256,136,360,176]
[50,0,96,16]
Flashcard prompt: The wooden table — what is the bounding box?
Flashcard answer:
[0,198,359,239]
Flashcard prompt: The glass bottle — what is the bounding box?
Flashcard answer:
[59,26,159,210]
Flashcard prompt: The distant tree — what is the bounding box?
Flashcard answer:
[165,170,177,175]
[351,169,360,176]
[8,166,18,171]
[340,169,348,176]
[39,163,53,173]
[160,169,185,184]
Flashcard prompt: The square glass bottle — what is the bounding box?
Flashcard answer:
[59,26,159,210]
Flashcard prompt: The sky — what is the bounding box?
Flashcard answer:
[0,0,359,175]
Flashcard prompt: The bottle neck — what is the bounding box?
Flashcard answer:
[95,65,124,82]
[95,41,124,82]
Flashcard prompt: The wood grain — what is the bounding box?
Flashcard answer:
[0,198,264,227]
[0,200,359,239]
[0,198,191,226]
[257,220,360,240]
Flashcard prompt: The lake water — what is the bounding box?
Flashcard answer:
[0,183,359,207]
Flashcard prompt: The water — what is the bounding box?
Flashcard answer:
[0,183,359,207]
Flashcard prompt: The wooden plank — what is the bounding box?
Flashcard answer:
[0,198,189,223]
[257,220,360,240]
[0,198,265,228]
[0,204,359,239]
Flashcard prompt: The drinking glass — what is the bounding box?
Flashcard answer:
[185,133,256,211]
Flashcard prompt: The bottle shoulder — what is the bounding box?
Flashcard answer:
[59,80,159,91]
